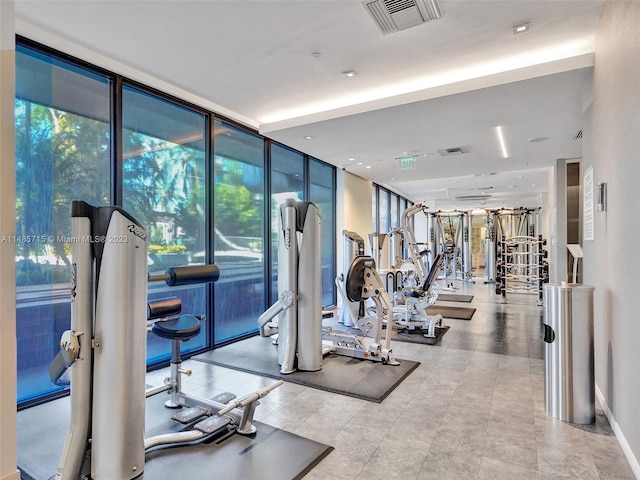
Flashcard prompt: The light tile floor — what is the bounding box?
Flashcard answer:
[148,281,636,480]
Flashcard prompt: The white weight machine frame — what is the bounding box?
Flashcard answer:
[51,201,281,480]
[392,253,445,338]
[259,200,399,373]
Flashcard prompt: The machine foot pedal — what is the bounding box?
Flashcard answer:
[211,392,236,404]
[194,415,233,434]
[171,406,210,424]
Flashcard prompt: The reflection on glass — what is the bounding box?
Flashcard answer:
[390,193,399,229]
[213,120,265,343]
[14,45,111,403]
[379,189,390,234]
[270,143,304,303]
[309,159,336,306]
[122,85,207,363]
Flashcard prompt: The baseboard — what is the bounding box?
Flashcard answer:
[595,383,640,479]
[0,470,20,480]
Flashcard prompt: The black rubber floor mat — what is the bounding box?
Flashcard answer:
[194,335,420,403]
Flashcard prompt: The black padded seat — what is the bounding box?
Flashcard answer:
[152,315,201,340]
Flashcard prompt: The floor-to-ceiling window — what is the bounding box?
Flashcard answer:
[309,158,336,306]
[269,143,304,303]
[14,38,336,407]
[390,192,399,230]
[14,43,112,403]
[379,188,390,234]
[121,84,208,363]
[213,120,266,343]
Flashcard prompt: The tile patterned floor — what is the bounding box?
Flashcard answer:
[148,281,636,480]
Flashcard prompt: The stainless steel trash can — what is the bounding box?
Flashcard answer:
[543,283,595,424]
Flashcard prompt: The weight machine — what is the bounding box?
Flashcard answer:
[335,230,365,327]
[392,253,446,338]
[259,199,399,373]
[427,210,473,287]
[49,201,281,480]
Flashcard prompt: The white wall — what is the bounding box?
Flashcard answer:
[584,2,640,475]
[335,171,372,305]
[0,1,19,479]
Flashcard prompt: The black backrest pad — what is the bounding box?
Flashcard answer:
[422,253,444,291]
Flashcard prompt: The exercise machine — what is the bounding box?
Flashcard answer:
[259,199,399,373]
[258,199,323,374]
[49,201,281,480]
[393,253,446,338]
[335,230,365,327]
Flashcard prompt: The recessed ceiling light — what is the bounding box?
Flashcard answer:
[518,174,523,178]
[390,177,395,181]
[365,165,372,169]
[513,22,531,35]
[311,52,321,59]
[342,70,358,78]
[348,157,355,161]
[304,135,314,140]
[357,161,363,165]
[528,136,549,143]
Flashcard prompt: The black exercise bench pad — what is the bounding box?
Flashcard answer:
[194,335,420,403]
[17,390,332,480]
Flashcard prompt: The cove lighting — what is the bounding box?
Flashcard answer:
[495,126,509,158]
[260,39,592,126]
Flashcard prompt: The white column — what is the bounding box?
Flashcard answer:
[0,1,19,480]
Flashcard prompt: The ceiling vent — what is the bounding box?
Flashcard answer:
[455,195,492,202]
[363,0,442,35]
[437,145,470,157]
[573,130,583,140]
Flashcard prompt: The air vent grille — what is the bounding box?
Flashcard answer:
[455,195,492,201]
[363,0,442,35]
[437,145,470,157]
[385,0,415,14]
[573,130,583,140]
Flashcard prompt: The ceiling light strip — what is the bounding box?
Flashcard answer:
[496,126,509,158]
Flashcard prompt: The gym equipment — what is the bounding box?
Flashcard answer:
[50,201,281,480]
[400,203,431,287]
[496,234,548,305]
[393,253,446,338]
[485,207,542,285]
[335,230,365,327]
[258,199,323,374]
[431,210,474,286]
[326,254,399,365]
[259,199,399,373]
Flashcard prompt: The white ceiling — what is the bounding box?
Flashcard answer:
[15,0,605,208]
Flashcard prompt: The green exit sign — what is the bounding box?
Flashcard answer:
[397,156,416,171]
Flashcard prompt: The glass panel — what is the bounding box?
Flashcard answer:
[379,189,390,234]
[15,45,111,403]
[372,187,378,233]
[390,193,399,229]
[122,85,207,363]
[270,143,304,303]
[309,158,335,306]
[213,120,265,343]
